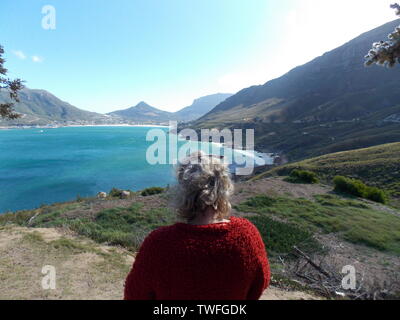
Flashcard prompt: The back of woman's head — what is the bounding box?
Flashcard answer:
[174,151,234,222]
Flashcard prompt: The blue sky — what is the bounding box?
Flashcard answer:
[0,0,396,113]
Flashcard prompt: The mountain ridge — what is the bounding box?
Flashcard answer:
[0,89,232,126]
[190,19,400,161]
[197,19,400,124]
[107,93,233,123]
[0,88,108,126]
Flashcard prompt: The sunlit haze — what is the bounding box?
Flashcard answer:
[0,0,396,113]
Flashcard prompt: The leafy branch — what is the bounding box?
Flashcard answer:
[365,3,400,67]
[0,45,24,119]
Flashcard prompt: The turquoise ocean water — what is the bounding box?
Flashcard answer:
[0,126,269,213]
[0,126,178,213]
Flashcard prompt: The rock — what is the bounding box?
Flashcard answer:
[97,192,107,199]
[121,191,131,199]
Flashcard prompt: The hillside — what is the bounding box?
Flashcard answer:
[191,20,400,160]
[254,142,400,201]
[1,176,399,299]
[174,93,232,122]
[0,88,108,126]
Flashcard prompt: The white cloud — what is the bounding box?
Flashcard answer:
[32,56,44,63]
[13,50,26,60]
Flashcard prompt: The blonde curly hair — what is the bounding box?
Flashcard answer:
[174,151,234,222]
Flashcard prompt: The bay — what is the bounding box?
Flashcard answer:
[0,126,272,213]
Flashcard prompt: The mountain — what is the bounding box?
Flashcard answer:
[107,101,173,123]
[0,88,108,126]
[108,94,233,123]
[192,20,400,160]
[0,89,232,126]
[174,93,232,122]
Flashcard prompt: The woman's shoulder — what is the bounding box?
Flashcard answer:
[229,216,259,233]
[142,217,259,243]
[230,216,264,242]
[143,224,177,243]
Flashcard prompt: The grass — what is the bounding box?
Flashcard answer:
[253,142,400,206]
[22,231,45,243]
[0,202,81,226]
[20,230,132,274]
[0,187,176,252]
[26,202,175,251]
[236,194,400,254]
[21,232,97,255]
[0,226,133,299]
[0,198,176,251]
[246,214,322,258]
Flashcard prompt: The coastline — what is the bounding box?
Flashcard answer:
[65,124,169,128]
[175,133,276,166]
[0,124,170,130]
[0,126,276,213]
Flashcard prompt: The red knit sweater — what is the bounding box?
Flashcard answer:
[124,217,270,300]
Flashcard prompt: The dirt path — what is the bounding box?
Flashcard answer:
[0,226,320,300]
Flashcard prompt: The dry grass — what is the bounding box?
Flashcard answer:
[0,226,134,300]
[0,225,321,300]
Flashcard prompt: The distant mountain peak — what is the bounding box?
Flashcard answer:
[135,101,152,108]
[107,93,233,123]
[108,101,172,122]
[174,93,233,122]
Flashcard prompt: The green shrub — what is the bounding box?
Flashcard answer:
[141,187,164,197]
[246,215,321,257]
[240,195,277,208]
[109,188,124,198]
[333,176,388,204]
[365,187,388,204]
[333,176,366,197]
[285,169,319,184]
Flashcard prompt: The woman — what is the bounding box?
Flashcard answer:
[124,151,270,300]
